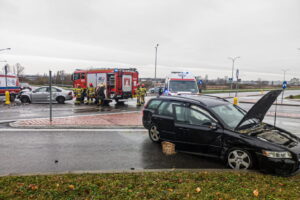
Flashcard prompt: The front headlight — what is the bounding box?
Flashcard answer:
[262,150,292,159]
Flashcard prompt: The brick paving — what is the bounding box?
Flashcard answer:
[11,112,143,128]
[10,110,300,128]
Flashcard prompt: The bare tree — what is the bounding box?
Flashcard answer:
[15,63,25,77]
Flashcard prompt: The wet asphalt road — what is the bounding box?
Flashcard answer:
[0,129,224,175]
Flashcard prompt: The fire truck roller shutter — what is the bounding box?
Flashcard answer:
[122,75,132,92]
[96,73,107,86]
[87,73,97,88]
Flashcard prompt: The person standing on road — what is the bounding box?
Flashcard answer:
[158,86,164,96]
[140,84,147,105]
[96,83,106,106]
[86,83,95,104]
[135,84,141,106]
[74,85,83,105]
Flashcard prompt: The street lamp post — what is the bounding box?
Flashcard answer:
[281,69,289,104]
[228,56,240,96]
[154,44,159,85]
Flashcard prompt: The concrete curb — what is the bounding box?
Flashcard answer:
[9,123,144,129]
[0,168,259,177]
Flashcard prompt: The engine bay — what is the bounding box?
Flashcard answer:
[239,123,298,147]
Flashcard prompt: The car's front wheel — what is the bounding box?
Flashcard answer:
[227,149,252,170]
[20,96,30,103]
[149,124,160,143]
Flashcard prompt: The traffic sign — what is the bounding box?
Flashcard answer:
[198,80,203,85]
[282,81,287,89]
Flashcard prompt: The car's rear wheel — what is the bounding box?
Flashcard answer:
[57,96,65,104]
[20,96,30,103]
[227,149,252,170]
[149,124,160,142]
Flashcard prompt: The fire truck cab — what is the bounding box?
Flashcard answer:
[72,68,139,103]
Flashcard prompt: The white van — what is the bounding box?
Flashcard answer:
[164,72,199,96]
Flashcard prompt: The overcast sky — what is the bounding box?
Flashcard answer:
[0,0,299,80]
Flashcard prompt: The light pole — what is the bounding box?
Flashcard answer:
[228,56,240,96]
[154,44,159,85]
[281,69,289,104]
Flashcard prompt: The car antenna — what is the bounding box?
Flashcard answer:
[274,96,278,127]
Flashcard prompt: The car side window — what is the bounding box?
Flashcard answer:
[48,88,59,92]
[187,108,212,126]
[174,105,213,126]
[158,101,181,117]
[147,100,162,110]
[35,87,47,92]
[190,105,217,122]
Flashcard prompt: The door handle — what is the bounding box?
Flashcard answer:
[178,127,189,131]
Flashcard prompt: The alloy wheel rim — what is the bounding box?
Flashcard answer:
[228,150,251,170]
[150,126,160,141]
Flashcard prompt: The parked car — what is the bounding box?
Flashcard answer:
[148,87,160,94]
[19,86,73,104]
[143,90,300,175]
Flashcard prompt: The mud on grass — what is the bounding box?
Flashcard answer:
[0,171,300,199]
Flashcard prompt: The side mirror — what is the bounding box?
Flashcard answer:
[209,122,218,130]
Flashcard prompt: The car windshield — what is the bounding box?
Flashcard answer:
[211,104,246,129]
[169,80,198,93]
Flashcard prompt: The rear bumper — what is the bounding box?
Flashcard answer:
[257,154,299,175]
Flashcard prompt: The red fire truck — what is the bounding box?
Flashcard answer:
[72,68,139,103]
[0,73,21,102]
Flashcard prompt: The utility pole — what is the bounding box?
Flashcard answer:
[49,70,53,122]
[281,69,289,104]
[154,44,159,85]
[228,56,240,96]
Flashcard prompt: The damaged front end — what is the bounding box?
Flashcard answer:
[239,123,300,175]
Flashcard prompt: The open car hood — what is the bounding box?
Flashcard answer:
[235,90,282,130]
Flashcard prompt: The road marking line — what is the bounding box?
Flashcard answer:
[0,128,148,132]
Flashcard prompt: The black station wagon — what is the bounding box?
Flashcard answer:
[142,90,300,175]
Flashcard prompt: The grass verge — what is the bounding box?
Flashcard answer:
[286,95,300,99]
[0,171,299,199]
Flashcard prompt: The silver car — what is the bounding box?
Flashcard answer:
[19,86,73,104]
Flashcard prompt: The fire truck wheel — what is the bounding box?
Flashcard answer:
[10,94,16,102]
[57,96,65,104]
[21,96,30,103]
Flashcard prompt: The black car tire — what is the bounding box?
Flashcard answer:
[149,124,161,143]
[20,96,30,103]
[227,148,253,170]
[57,96,65,104]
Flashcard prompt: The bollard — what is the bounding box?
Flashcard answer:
[5,91,10,105]
[233,97,238,105]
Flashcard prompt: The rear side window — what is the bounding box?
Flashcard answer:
[147,100,162,110]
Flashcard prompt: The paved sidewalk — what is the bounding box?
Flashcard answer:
[9,110,300,129]
[10,112,143,128]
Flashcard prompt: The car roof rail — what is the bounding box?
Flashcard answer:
[201,94,229,102]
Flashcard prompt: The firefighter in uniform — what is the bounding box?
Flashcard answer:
[140,84,147,105]
[96,83,106,106]
[74,85,83,105]
[135,84,141,106]
[86,83,96,104]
